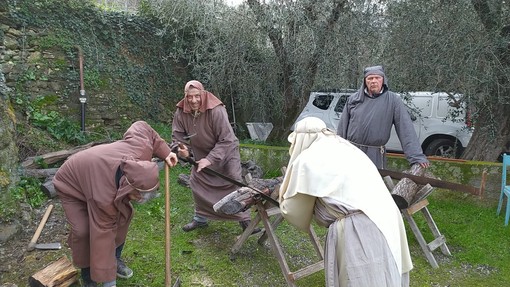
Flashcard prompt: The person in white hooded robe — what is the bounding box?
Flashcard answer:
[279,116,413,287]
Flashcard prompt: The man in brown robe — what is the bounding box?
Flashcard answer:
[172,80,256,232]
[53,121,178,287]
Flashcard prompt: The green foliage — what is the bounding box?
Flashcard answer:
[8,177,46,209]
[14,94,87,144]
[84,68,107,89]
[147,120,173,141]
[38,30,75,52]
[7,0,184,127]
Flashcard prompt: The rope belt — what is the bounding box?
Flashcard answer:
[339,210,363,220]
[349,141,385,155]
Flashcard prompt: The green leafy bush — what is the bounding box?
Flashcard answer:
[9,177,46,209]
[15,94,88,145]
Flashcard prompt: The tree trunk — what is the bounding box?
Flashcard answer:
[247,0,348,141]
[466,0,510,161]
[462,103,510,161]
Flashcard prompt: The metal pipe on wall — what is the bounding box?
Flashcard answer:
[76,46,86,132]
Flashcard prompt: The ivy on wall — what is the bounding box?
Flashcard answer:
[6,0,188,129]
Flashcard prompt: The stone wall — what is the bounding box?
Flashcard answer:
[0,3,17,193]
[0,1,186,212]
[0,69,17,192]
[0,1,186,135]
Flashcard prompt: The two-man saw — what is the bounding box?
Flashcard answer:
[181,156,280,207]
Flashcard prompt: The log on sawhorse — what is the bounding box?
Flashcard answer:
[230,201,324,287]
[383,166,452,269]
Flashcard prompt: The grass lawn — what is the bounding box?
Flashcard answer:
[119,164,510,286]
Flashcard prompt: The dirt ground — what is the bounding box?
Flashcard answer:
[0,198,74,287]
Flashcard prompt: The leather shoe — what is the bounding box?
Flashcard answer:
[182,220,208,232]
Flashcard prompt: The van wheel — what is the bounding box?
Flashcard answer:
[424,139,462,158]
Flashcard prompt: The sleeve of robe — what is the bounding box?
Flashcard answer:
[390,94,429,165]
[279,164,317,232]
[204,106,239,166]
[171,109,188,145]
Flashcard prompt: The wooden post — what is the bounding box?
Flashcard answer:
[28,256,78,287]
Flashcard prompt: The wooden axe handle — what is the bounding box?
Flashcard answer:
[27,204,54,251]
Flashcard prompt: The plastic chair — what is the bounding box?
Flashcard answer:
[497,154,510,226]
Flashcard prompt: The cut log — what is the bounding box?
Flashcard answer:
[28,256,78,287]
[391,178,419,209]
[390,165,436,209]
[177,174,190,187]
[22,141,109,169]
[241,160,263,179]
[412,184,434,205]
[214,187,254,214]
[214,177,282,215]
[41,176,56,198]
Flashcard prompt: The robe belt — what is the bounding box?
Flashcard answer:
[349,141,385,155]
[336,210,363,220]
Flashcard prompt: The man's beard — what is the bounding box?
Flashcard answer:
[136,191,160,204]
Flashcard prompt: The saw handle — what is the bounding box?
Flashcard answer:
[27,204,54,251]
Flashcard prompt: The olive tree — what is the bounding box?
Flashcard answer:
[385,0,510,161]
[244,0,351,139]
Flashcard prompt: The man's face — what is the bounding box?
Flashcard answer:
[365,75,384,95]
[186,88,202,111]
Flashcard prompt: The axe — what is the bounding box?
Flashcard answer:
[27,204,62,251]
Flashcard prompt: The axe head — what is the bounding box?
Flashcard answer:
[34,242,62,250]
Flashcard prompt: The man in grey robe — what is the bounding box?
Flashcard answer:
[337,65,430,169]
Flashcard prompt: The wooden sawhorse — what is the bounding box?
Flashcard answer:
[402,199,451,268]
[231,201,324,287]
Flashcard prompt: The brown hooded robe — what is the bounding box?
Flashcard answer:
[53,121,172,283]
[172,80,250,222]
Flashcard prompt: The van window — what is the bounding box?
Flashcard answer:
[437,96,450,118]
[312,95,334,110]
[409,96,433,117]
[334,95,349,113]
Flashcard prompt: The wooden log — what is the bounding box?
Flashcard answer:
[411,184,434,206]
[41,176,56,198]
[28,256,78,287]
[391,178,419,209]
[23,168,59,178]
[213,177,283,214]
[22,141,108,169]
[390,165,435,209]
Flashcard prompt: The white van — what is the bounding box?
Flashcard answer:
[293,90,473,158]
